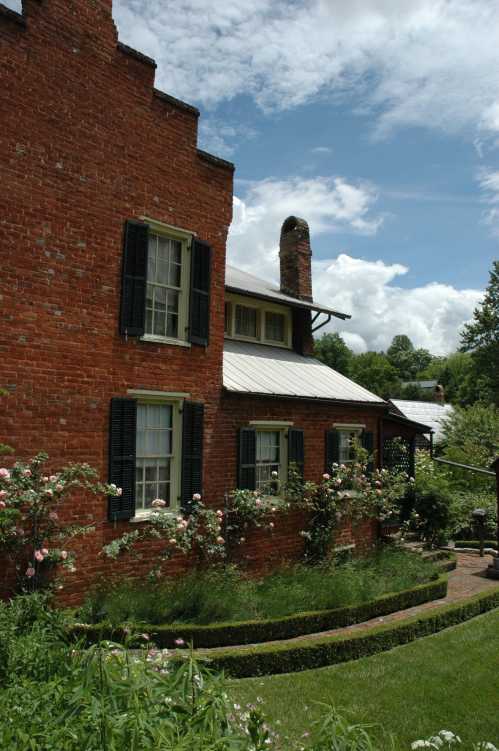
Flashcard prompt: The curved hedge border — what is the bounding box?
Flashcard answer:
[205,585,499,678]
[69,573,449,649]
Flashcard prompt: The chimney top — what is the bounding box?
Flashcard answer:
[279,216,313,302]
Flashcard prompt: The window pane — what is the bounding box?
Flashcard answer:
[265,312,285,342]
[235,305,258,338]
[145,233,183,340]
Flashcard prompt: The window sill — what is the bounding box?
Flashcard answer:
[140,334,191,348]
[130,509,178,523]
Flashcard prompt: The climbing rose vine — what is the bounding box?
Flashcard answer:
[0,452,116,593]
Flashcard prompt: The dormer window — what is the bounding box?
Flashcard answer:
[265,311,286,344]
[235,304,259,338]
[224,293,291,348]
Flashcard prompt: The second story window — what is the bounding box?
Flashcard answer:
[235,304,259,338]
[146,234,183,339]
[265,311,286,343]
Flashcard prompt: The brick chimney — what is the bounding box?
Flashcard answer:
[279,216,313,302]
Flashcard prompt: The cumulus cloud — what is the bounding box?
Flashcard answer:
[110,0,499,141]
[229,175,383,279]
[229,176,483,355]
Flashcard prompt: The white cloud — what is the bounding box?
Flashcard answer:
[112,0,499,141]
[311,146,333,155]
[229,176,483,355]
[477,167,499,234]
[198,119,257,158]
[228,174,382,279]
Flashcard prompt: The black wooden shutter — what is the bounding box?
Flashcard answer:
[362,430,375,474]
[108,398,137,521]
[325,429,340,472]
[119,220,149,337]
[189,238,211,346]
[238,428,256,490]
[288,428,305,480]
[181,401,204,514]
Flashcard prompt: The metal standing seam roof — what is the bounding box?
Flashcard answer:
[223,340,386,404]
[225,265,351,320]
[390,400,454,442]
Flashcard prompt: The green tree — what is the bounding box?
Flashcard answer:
[350,352,400,399]
[461,260,499,405]
[387,335,432,380]
[441,403,499,491]
[314,332,353,376]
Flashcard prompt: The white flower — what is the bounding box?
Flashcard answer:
[271,471,278,478]
[411,742,433,749]
[438,731,461,744]
[151,498,166,508]
[192,492,202,501]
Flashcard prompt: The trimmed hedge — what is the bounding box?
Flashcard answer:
[69,574,448,649]
[205,585,499,677]
[454,540,497,550]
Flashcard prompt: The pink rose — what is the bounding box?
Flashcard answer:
[268,522,275,529]
[376,489,382,496]
[56,484,64,492]
[255,499,262,507]
[34,550,44,562]
[45,489,53,496]
[322,473,330,480]
[216,536,225,544]
[49,511,58,521]
[41,548,49,556]
[335,479,342,487]
[151,498,166,508]
[0,490,7,500]
[216,509,223,518]
[239,536,246,543]
[42,476,49,482]
[0,501,5,510]
[0,469,10,480]
[60,550,68,560]
[49,475,57,482]
[174,638,185,646]
[192,493,201,501]
[23,469,32,477]
[168,538,177,545]
[26,566,35,578]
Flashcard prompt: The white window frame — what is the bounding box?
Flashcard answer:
[128,389,188,520]
[333,423,365,465]
[225,293,292,349]
[139,217,192,348]
[250,421,291,493]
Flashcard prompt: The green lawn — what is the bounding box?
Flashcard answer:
[231,609,499,749]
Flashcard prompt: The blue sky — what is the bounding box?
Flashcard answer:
[6,0,499,354]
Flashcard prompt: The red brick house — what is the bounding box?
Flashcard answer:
[0,0,427,601]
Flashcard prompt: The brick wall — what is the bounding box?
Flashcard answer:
[0,1,383,605]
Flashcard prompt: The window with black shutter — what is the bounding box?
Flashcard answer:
[238,427,256,490]
[189,239,211,346]
[288,428,304,479]
[181,401,204,513]
[120,221,149,337]
[108,398,137,521]
[325,429,340,472]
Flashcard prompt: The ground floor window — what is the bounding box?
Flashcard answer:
[337,427,363,464]
[255,430,282,490]
[135,402,178,513]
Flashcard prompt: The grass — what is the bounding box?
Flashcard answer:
[231,608,499,750]
[79,548,437,626]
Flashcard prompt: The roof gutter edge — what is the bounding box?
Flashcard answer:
[222,387,388,408]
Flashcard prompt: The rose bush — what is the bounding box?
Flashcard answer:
[0,452,116,593]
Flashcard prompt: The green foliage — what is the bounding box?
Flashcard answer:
[441,403,499,491]
[314,332,353,376]
[461,260,499,405]
[0,453,112,593]
[300,442,407,563]
[350,352,401,399]
[75,550,440,649]
[207,585,499,678]
[387,335,433,381]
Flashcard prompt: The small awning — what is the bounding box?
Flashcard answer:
[223,341,386,405]
[384,411,433,434]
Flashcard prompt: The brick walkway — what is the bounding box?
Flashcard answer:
[202,552,499,653]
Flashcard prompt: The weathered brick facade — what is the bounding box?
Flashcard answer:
[1,0,391,604]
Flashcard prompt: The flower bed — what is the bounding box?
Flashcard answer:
[69,571,449,649]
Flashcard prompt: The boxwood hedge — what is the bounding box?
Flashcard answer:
[69,573,449,649]
[205,585,499,677]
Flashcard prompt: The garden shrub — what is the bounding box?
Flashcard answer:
[205,585,499,678]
